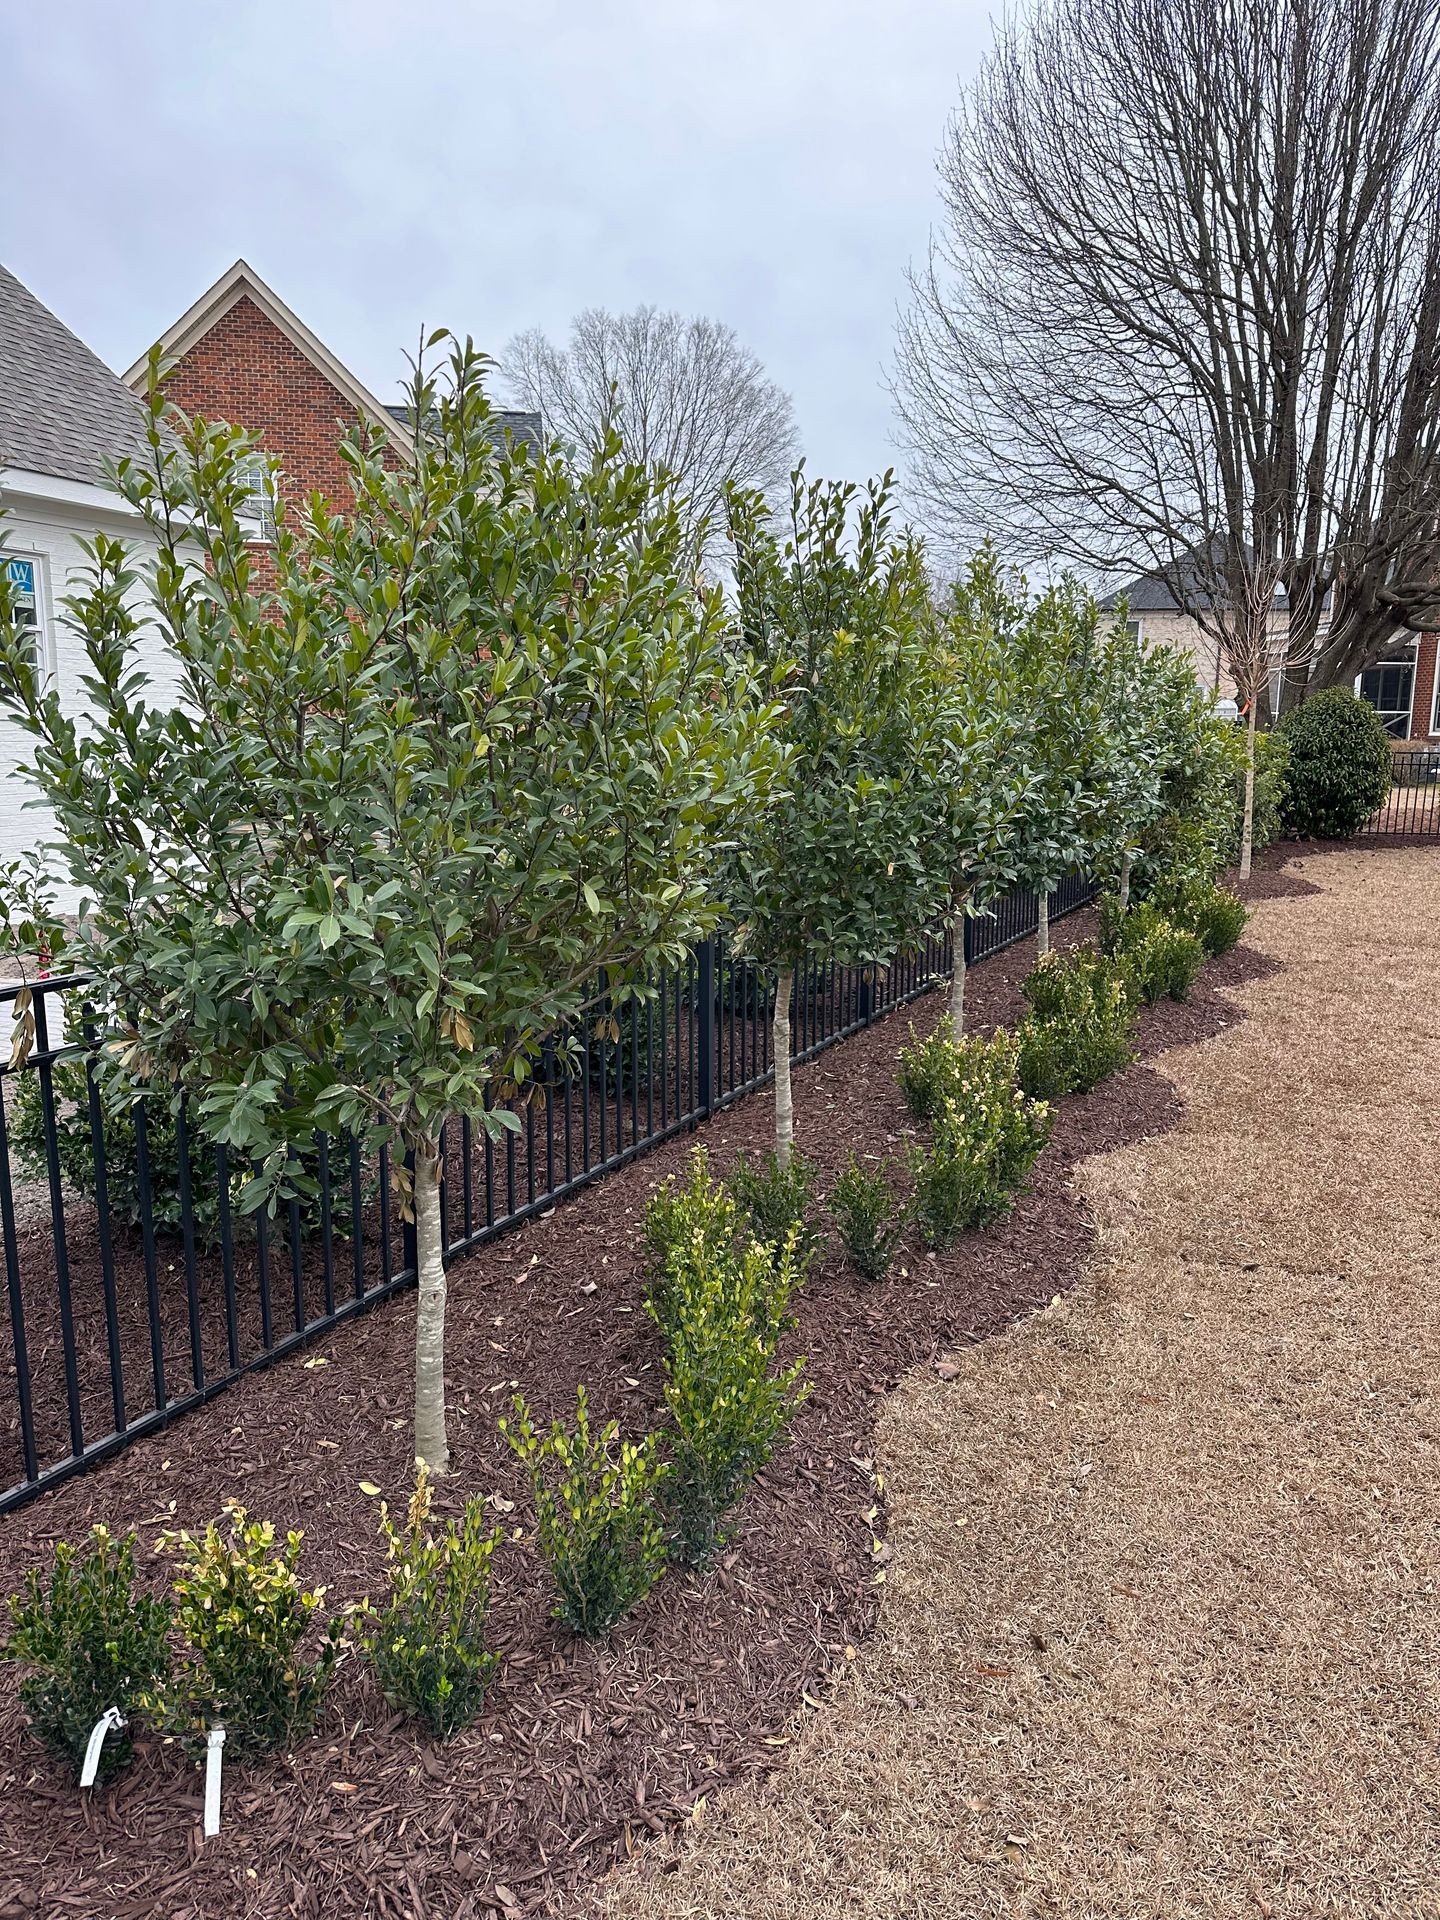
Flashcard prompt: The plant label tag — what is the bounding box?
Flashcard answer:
[79,1706,125,1788]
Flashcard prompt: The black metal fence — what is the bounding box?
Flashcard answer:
[1358,750,1440,839]
[0,872,1097,1515]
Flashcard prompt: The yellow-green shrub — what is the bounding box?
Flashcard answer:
[146,1505,340,1759]
[502,1388,668,1638]
[357,1465,501,1739]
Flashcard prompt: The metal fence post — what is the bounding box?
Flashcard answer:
[695,939,716,1118]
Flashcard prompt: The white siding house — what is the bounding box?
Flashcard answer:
[0,265,182,912]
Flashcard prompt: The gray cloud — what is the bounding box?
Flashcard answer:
[4,0,991,489]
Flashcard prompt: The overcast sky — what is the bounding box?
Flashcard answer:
[4,1,994,492]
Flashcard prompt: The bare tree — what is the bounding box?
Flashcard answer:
[895,0,1440,744]
[503,307,799,556]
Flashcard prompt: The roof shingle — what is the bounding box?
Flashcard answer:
[0,264,152,487]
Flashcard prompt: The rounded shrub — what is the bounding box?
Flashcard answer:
[1278,688,1392,839]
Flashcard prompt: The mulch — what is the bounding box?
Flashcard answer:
[0,882,1288,1920]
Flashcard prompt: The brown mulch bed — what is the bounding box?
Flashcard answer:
[0,893,1283,1920]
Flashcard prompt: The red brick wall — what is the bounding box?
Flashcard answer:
[164,293,400,507]
[1411,632,1439,740]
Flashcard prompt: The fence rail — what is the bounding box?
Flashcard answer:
[0,873,1097,1516]
[1360,750,1440,838]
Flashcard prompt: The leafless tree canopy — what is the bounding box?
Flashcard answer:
[502,307,799,557]
[895,0,1440,702]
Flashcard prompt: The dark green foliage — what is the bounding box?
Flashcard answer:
[8,1059,353,1245]
[728,1146,822,1272]
[147,1506,340,1760]
[357,1466,502,1739]
[1016,947,1137,1097]
[1098,900,1205,1005]
[653,1228,808,1567]
[502,1388,668,1637]
[2,1526,170,1782]
[1227,728,1290,863]
[828,1155,907,1282]
[1279,688,1393,838]
[898,1018,962,1124]
[1150,877,1249,958]
[904,1032,1052,1247]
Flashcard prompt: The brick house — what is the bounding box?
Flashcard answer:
[1105,558,1440,743]
[123,258,540,533]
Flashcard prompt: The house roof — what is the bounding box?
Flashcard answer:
[124,259,415,461]
[384,403,544,457]
[1101,539,1304,614]
[0,263,153,487]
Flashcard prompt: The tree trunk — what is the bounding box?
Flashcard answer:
[1036,887,1051,957]
[772,964,794,1167]
[1118,849,1132,913]
[1239,700,1258,882]
[412,1151,449,1475]
[948,896,969,1030]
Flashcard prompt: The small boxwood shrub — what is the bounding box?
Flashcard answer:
[642,1147,742,1287]
[904,1033,1051,1248]
[2,1525,171,1782]
[1098,901,1205,1005]
[502,1388,668,1637]
[728,1147,822,1273]
[147,1505,340,1760]
[1150,876,1249,958]
[357,1465,502,1740]
[1016,948,1137,1098]
[898,1018,961,1123]
[828,1155,907,1282]
[1278,687,1393,838]
[652,1227,807,1567]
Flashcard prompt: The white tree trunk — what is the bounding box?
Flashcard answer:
[1036,887,1051,957]
[772,964,794,1168]
[1118,849,1132,914]
[412,1151,449,1475]
[948,898,968,1030]
[1239,699,1258,882]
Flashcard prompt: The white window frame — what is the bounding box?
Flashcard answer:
[235,453,276,545]
[2,551,54,680]
[1354,657,1415,739]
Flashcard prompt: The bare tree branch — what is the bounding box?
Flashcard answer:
[502,306,800,561]
[894,0,1440,706]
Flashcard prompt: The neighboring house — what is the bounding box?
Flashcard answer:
[124,259,541,535]
[1103,559,1440,743]
[0,263,183,909]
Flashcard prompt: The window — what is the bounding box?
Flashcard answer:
[2,555,45,670]
[1356,660,1414,739]
[235,453,276,543]
[1124,617,1142,641]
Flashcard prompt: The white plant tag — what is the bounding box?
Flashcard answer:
[79,1706,125,1788]
[203,1725,226,1838]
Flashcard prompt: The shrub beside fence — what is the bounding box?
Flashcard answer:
[0,873,1096,1515]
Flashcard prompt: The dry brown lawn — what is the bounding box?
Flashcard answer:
[599,848,1440,1920]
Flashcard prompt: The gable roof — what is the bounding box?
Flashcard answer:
[0,262,153,487]
[124,259,415,461]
